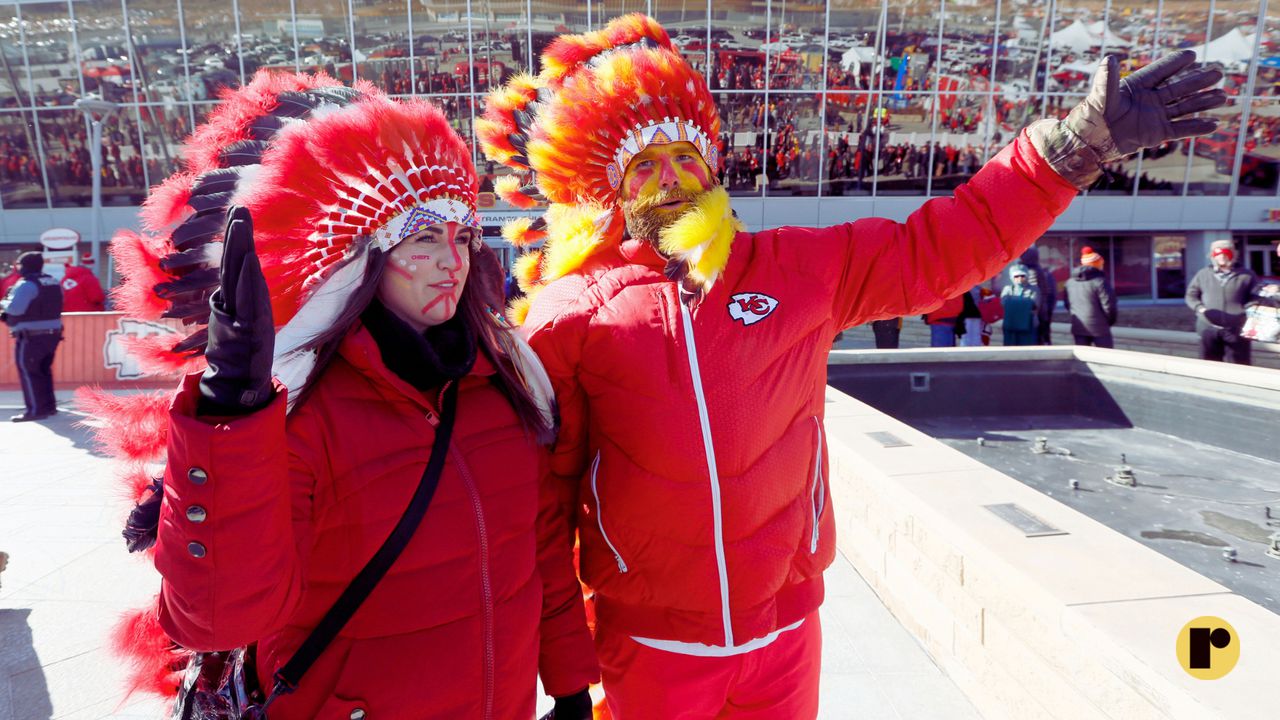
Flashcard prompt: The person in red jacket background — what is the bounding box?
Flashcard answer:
[923,294,966,347]
[478,15,1225,719]
[94,74,596,719]
[39,236,108,311]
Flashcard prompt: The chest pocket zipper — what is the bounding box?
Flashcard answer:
[810,416,826,553]
[590,451,629,573]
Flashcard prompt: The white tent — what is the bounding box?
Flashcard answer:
[1192,27,1258,65]
[1085,21,1132,48]
[1050,20,1098,53]
[1054,60,1096,77]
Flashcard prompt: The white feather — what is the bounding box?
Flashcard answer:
[506,331,556,429]
[271,250,370,411]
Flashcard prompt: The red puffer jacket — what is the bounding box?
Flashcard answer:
[525,132,1078,649]
[155,325,597,719]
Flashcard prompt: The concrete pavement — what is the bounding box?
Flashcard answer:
[0,388,981,719]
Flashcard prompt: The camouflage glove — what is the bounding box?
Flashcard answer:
[1030,50,1227,189]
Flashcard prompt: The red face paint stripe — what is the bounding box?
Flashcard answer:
[420,293,448,315]
[387,264,414,280]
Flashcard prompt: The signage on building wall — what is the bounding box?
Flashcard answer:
[39,228,80,250]
[1267,209,1280,222]
[481,211,539,227]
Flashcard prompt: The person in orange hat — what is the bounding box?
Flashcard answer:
[1063,245,1118,347]
[479,15,1226,718]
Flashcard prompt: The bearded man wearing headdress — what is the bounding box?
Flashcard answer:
[479,15,1225,718]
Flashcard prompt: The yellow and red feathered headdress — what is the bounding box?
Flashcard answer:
[478,14,733,324]
[479,13,720,207]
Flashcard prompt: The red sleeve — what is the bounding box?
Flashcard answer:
[525,281,600,695]
[84,272,106,310]
[155,374,316,651]
[828,130,1079,329]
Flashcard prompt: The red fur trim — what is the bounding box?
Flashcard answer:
[540,14,671,81]
[107,463,158,507]
[119,335,206,377]
[111,603,185,702]
[601,14,671,49]
[109,230,174,321]
[75,388,173,464]
[139,173,196,232]
[501,216,546,247]
[478,76,540,170]
[495,175,539,209]
[184,70,343,172]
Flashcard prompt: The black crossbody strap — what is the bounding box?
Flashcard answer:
[270,381,459,695]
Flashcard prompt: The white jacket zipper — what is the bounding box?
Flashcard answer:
[810,416,826,553]
[589,451,628,573]
[678,299,735,648]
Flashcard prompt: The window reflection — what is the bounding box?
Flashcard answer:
[0,0,1270,210]
[1,110,49,208]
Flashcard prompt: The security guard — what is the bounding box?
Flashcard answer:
[1,252,64,421]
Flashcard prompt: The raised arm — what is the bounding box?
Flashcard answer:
[824,51,1224,329]
[155,207,311,650]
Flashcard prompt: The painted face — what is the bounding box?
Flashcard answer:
[1212,249,1234,268]
[376,221,476,332]
[619,141,714,240]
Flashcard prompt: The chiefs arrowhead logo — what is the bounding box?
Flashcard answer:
[728,292,779,326]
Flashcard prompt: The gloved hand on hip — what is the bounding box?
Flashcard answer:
[539,688,592,720]
[1031,50,1227,188]
[197,206,276,416]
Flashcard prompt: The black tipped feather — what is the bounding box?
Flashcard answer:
[218,139,269,167]
[189,167,243,197]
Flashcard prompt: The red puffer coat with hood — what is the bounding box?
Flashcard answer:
[154,324,598,719]
[522,130,1079,651]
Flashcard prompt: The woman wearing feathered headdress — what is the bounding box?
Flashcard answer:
[89,72,596,718]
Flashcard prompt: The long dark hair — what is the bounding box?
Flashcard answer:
[293,242,555,444]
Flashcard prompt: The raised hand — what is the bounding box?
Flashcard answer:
[1068,50,1227,162]
[197,206,276,416]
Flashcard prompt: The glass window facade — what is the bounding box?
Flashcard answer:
[3,0,1280,298]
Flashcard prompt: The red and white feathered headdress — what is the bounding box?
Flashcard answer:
[112,71,479,402]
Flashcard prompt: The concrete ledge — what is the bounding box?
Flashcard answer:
[824,385,1280,719]
[1076,322,1280,358]
[830,345,1280,393]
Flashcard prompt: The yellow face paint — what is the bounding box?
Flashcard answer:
[620,141,713,206]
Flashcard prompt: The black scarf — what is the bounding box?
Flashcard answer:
[361,299,477,394]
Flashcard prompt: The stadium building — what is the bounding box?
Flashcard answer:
[2,0,1279,301]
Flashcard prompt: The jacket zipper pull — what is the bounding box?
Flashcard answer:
[424,410,439,427]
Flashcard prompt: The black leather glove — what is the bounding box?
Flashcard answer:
[1031,50,1226,188]
[1094,51,1225,156]
[197,206,275,416]
[539,688,592,720]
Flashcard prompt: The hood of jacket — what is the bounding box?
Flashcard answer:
[1072,265,1105,281]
